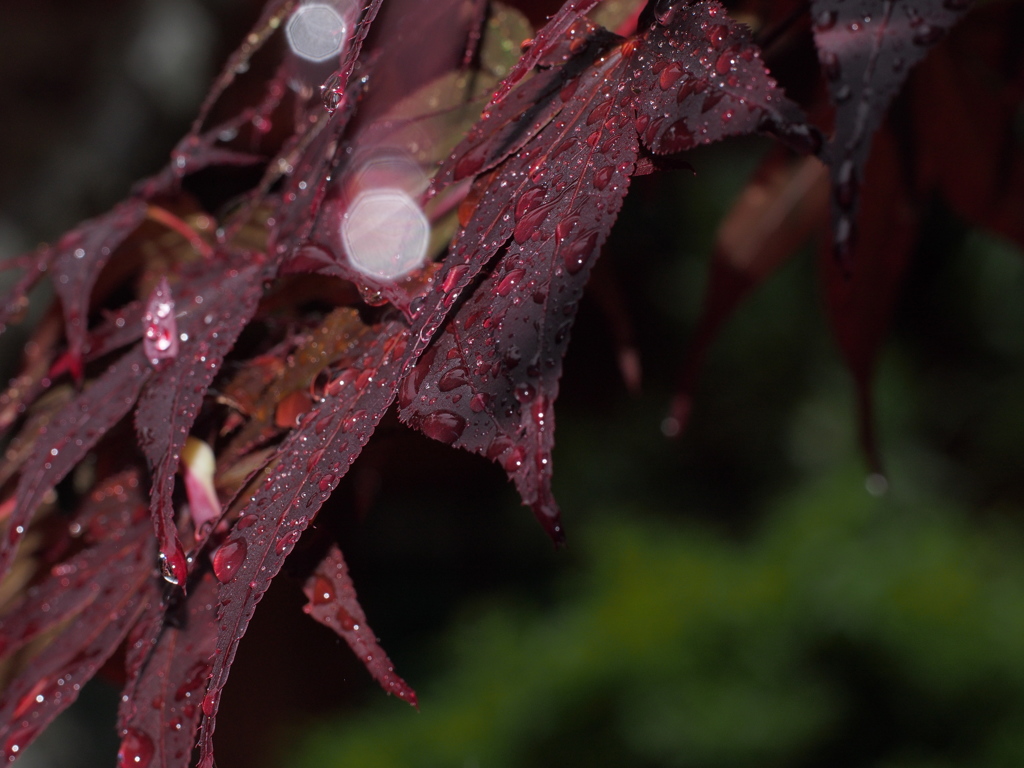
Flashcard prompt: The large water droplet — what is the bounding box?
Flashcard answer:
[320,72,345,113]
[659,62,684,91]
[495,268,526,297]
[714,51,733,76]
[275,530,302,556]
[514,187,547,221]
[438,367,471,392]
[593,166,614,191]
[563,231,599,275]
[418,411,467,444]
[513,200,558,245]
[118,728,154,768]
[212,537,247,583]
[160,548,188,586]
[311,575,335,605]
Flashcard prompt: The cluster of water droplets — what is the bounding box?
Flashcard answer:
[142,277,179,366]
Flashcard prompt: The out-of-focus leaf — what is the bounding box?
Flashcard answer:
[821,123,917,474]
[810,0,973,260]
[667,148,829,435]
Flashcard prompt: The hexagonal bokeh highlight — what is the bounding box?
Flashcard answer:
[341,189,429,281]
[285,3,348,63]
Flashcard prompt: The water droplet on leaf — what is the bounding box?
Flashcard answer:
[212,537,247,583]
[118,729,154,768]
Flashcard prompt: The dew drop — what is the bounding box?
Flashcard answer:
[514,382,536,403]
[160,549,188,586]
[337,606,358,631]
[502,445,527,472]
[593,165,614,191]
[658,62,684,90]
[438,367,470,392]
[495,268,526,297]
[714,51,733,76]
[320,73,345,114]
[212,537,247,583]
[513,200,557,245]
[118,728,154,768]
[418,411,466,444]
[514,187,547,222]
[469,392,491,413]
[275,530,302,556]
[311,575,335,605]
[201,691,217,717]
[562,231,599,275]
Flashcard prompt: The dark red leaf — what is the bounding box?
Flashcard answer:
[821,123,917,475]
[194,320,408,767]
[134,262,268,587]
[486,0,602,107]
[0,473,155,763]
[302,543,417,706]
[35,200,148,381]
[194,118,546,759]
[402,0,808,542]
[0,346,153,583]
[117,572,220,768]
[910,3,1024,249]
[810,0,974,259]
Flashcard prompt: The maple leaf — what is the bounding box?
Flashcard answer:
[400,0,812,542]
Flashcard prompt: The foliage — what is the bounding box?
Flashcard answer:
[0,0,1019,766]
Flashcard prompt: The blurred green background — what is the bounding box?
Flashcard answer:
[3,2,1024,767]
